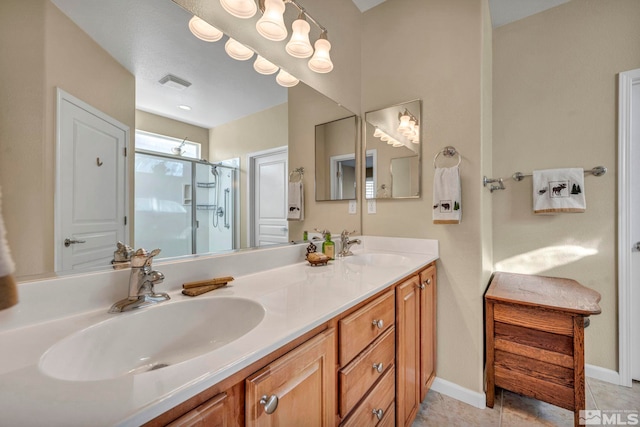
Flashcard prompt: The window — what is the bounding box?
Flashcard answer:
[135,130,201,159]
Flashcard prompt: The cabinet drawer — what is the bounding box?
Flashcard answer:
[377,401,395,427]
[340,291,395,365]
[493,303,574,336]
[341,366,395,427]
[339,326,395,417]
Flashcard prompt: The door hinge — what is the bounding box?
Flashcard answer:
[124,216,127,226]
[124,147,127,157]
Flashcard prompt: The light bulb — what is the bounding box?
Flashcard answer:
[253,55,279,75]
[220,0,257,19]
[225,38,254,61]
[276,69,299,87]
[308,35,333,73]
[286,17,313,58]
[188,16,223,42]
[256,0,287,41]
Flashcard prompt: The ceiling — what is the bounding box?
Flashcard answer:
[51,0,570,130]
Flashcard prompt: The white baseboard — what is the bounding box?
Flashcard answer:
[430,377,487,409]
[586,364,621,385]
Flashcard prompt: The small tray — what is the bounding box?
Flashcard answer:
[308,258,329,267]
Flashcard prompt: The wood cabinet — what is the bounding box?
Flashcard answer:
[166,392,230,427]
[245,328,336,427]
[485,272,601,427]
[396,264,437,427]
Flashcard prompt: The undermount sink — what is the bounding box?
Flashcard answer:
[343,253,413,267]
[39,297,265,382]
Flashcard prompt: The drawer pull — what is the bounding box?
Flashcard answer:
[372,362,384,373]
[259,394,278,414]
[372,408,384,420]
[371,319,384,329]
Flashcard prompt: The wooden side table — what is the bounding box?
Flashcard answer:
[485,272,601,427]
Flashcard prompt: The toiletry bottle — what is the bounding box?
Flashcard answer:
[303,230,308,241]
[322,231,335,260]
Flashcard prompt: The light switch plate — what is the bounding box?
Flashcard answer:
[367,199,376,214]
[348,200,357,214]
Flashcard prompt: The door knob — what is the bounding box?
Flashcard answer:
[64,238,86,247]
[634,242,640,251]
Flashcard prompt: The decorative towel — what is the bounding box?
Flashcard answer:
[433,166,461,224]
[287,181,304,221]
[533,168,586,214]
[0,186,18,310]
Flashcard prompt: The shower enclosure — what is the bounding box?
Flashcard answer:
[134,152,238,258]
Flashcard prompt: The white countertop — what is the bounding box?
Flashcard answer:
[0,236,437,426]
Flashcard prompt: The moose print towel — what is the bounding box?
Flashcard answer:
[287,181,304,221]
[533,168,586,214]
[433,166,461,224]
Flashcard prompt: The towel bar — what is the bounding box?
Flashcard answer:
[512,166,606,182]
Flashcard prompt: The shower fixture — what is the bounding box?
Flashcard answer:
[171,137,188,156]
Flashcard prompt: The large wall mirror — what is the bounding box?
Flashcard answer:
[364,100,422,199]
[0,0,358,279]
[315,115,358,201]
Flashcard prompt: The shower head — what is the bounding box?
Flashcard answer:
[171,137,188,156]
[211,164,219,176]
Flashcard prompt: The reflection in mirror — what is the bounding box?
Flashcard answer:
[0,0,356,279]
[315,116,358,201]
[364,100,422,199]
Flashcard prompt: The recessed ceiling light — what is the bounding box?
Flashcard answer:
[178,105,192,111]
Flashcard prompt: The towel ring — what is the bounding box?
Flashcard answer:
[433,146,461,168]
[289,167,304,182]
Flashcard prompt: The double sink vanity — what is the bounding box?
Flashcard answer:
[0,236,438,426]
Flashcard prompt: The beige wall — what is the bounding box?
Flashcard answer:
[288,84,361,241]
[316,116,358,200]
[493,0,640,371]
[209,103,288,247]
[362,0,493,393]
[0,0,135,278]
[135,110,210,155]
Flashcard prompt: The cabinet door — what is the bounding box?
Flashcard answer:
[245,328,336,427]
[419,265,437,401]
[396,276,421,427]
[166,392,228,427]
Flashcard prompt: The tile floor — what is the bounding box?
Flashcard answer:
[413,378,640,426]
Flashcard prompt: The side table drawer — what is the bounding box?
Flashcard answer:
[494,303,573,336]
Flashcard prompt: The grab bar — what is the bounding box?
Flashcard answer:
[224,188,230,229]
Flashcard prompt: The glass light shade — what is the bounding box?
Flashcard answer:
[411,124,420,142]
[285,19,313,58]
[276,69,299,87]
[253,55,279,75]
[308,38,333,73]
[373,128,383,138]
[188,16,223,42]
[256,0,287,41]
[220,0,257,19]
[397,114,410,133]
[392,141,403,147]
[380,134,390,142]
[402,120,416,136]
[225,38,254,61]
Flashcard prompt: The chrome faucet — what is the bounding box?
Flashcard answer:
[109,248,170,313]
[338,230,361,257]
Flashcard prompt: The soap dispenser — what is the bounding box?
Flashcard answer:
[321,230,335,260]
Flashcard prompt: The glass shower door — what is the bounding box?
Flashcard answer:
[134,153,193,257]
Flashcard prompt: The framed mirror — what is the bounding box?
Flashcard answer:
[315,115,358,201]
[364,100,422,199]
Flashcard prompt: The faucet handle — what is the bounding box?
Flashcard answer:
[341,229,357,238]
[131,248,161,267]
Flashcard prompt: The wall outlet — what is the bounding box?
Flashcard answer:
[348,200,357,214]
[367,199,376,214]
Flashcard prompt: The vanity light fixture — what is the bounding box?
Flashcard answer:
[188,16,223,42]
[256,0,288,41]
[220,0,257,19]
[285,12,313,58]
[397,109,420,142]
[308,30,333,73]
[254,55,279,74]
[225,38,254,60]
[275,69,299,87]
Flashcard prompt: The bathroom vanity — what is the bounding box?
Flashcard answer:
[0,236,438,426]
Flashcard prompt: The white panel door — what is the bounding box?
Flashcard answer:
[253,150,288,246]
[56,89,128,272]
[631,78,640,381]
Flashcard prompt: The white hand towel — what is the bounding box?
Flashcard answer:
[533,168,586,214]
[0,187,15,277]
[433,166,461,224]
[287,181,304,221]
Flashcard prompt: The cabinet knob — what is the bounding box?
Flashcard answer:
[259,394,279,414]
[417,283,425,290]
[425,278,432,285]
[372,408,384,420]
[371,319,384,329]
[372,362,384,373]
